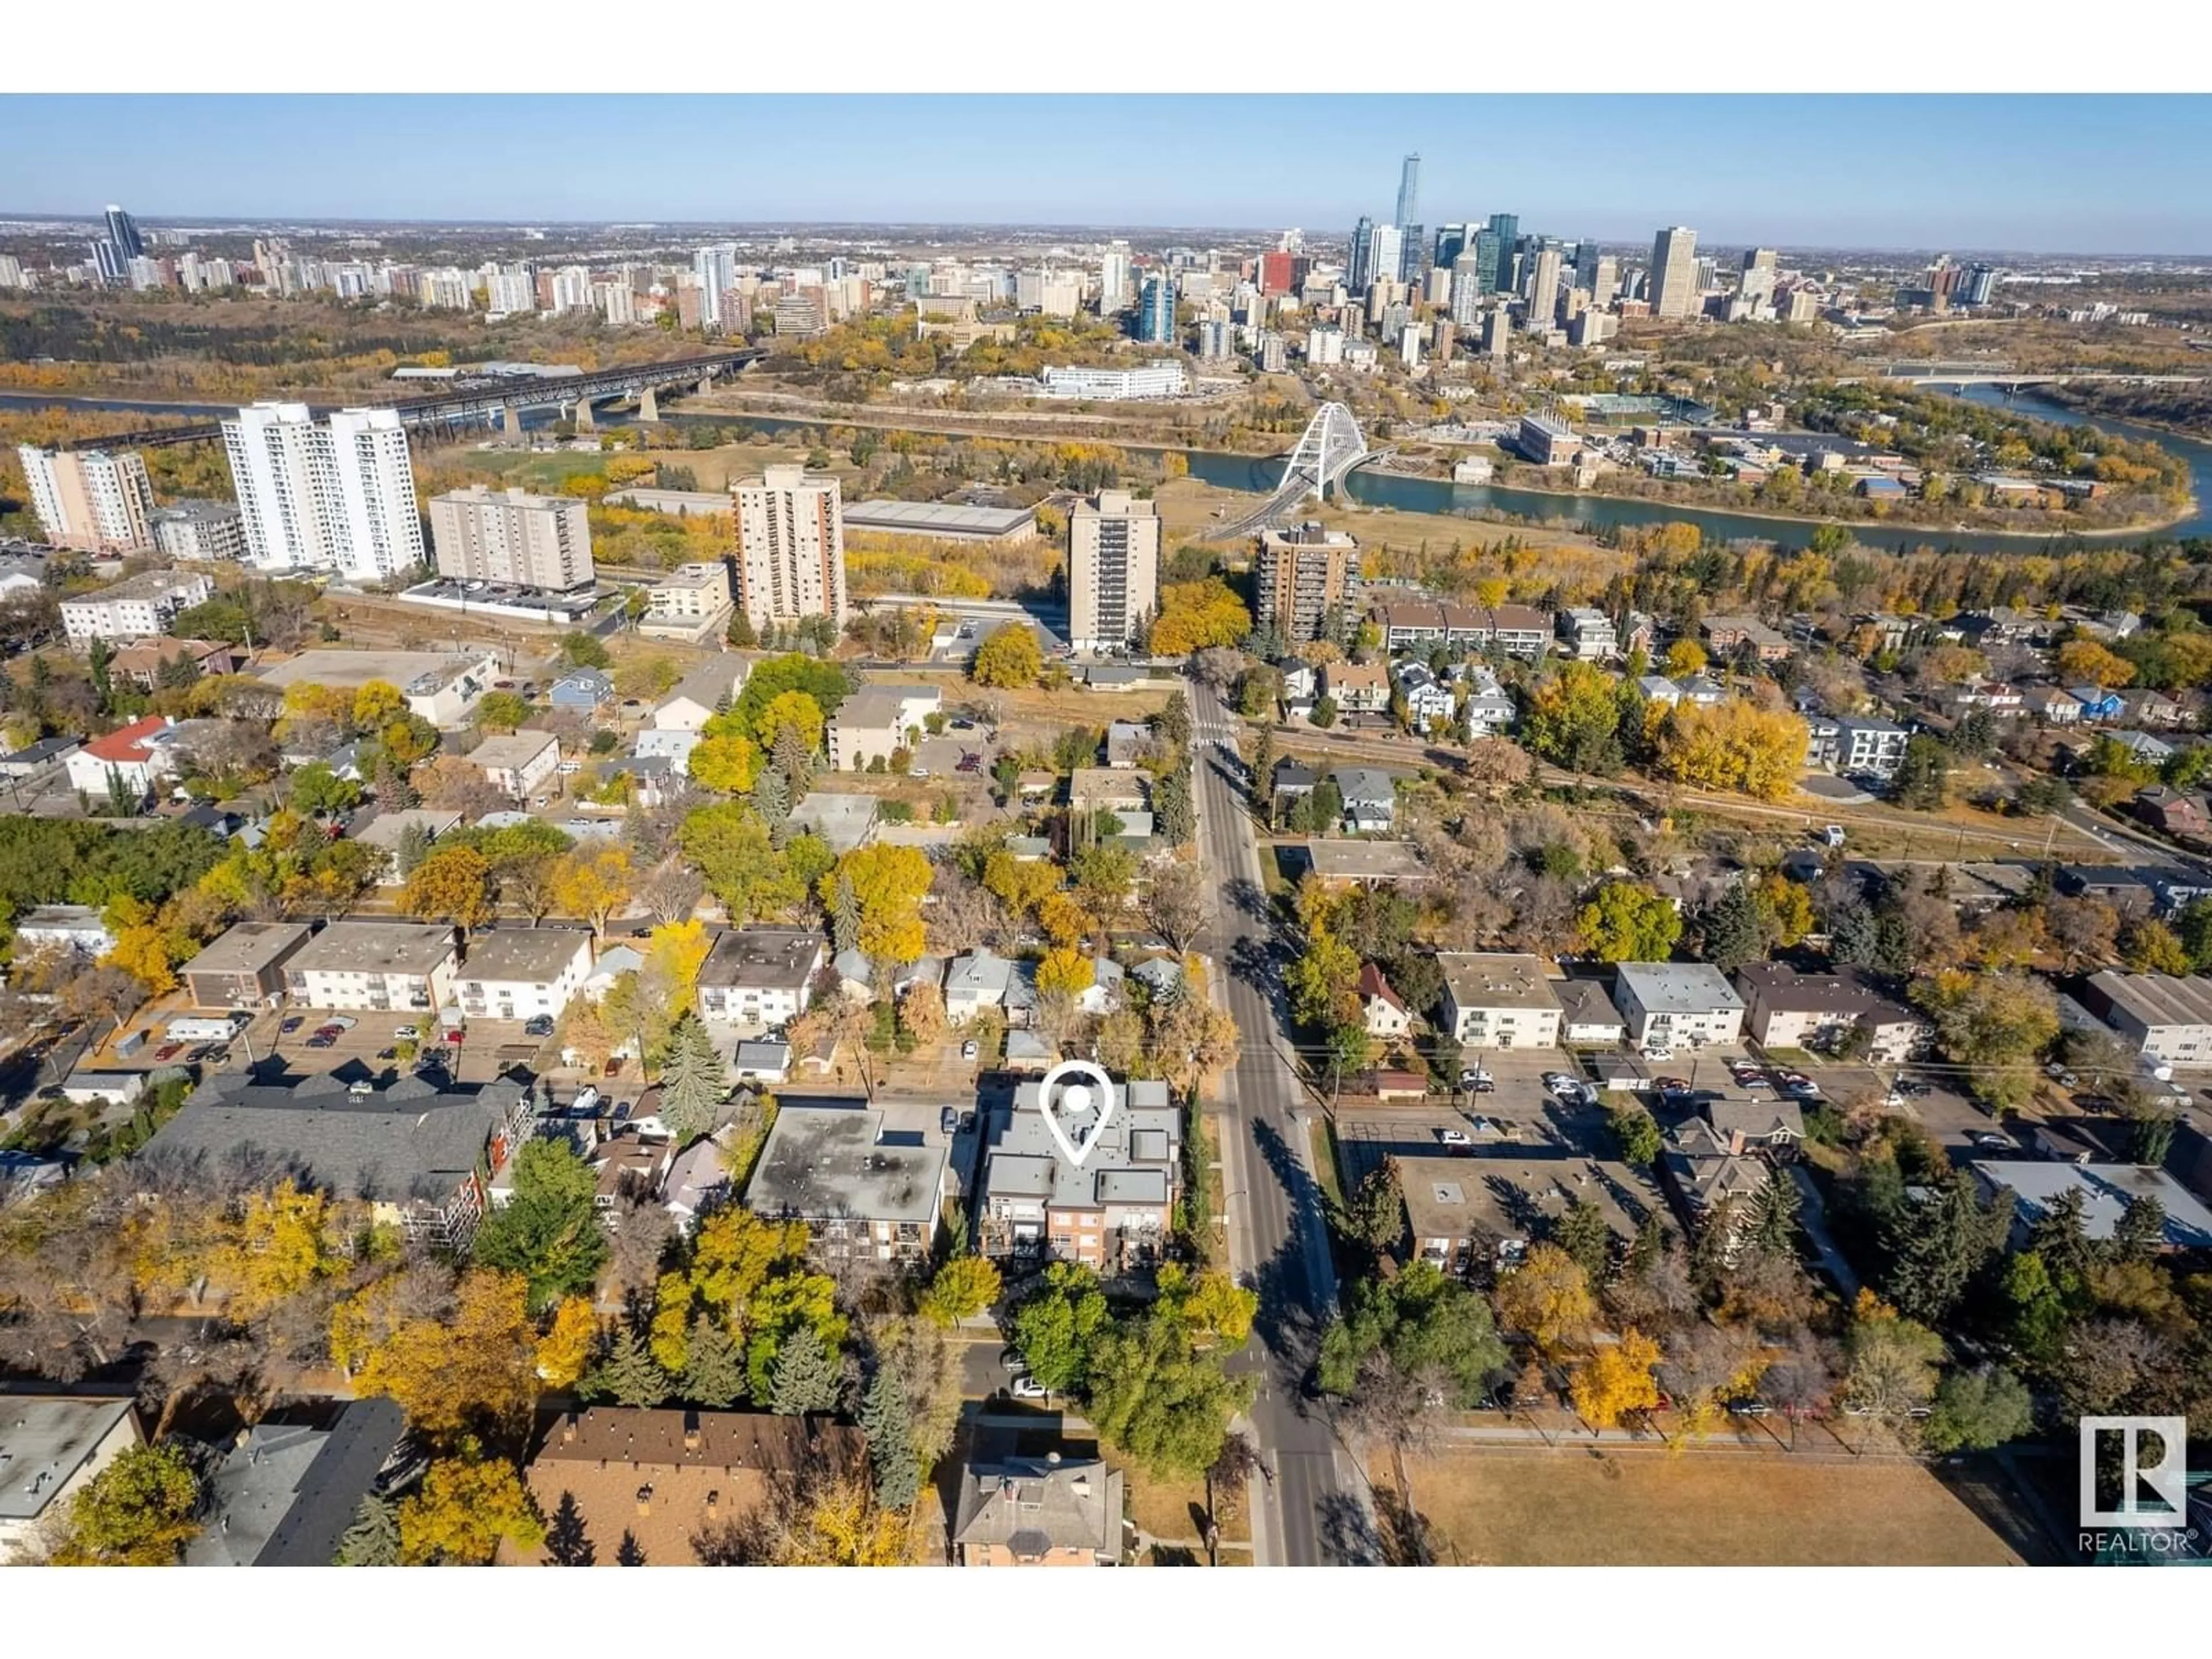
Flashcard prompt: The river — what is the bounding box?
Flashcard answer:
[7,380,2210,556]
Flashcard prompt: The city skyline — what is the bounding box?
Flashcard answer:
[2,93,2210,253]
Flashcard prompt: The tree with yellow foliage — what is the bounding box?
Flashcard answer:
[343,1269,540,1439]
[970,623,1043,688]
[551,844,634,942]
[1570,1328,1662,1428]
[1662,639,1707,677]
[1651,700,1809,802]
[688,724,761,794]
[1149,578,1253,656]
[534,1296,599,1388]
[204,1180,343,1322]
[1492,1243,1597,1360]
[1158,1264,1258,1348]
[820,844,932,964]
[754,690,826,755]
[1036,890,1094,949]
[351,680,406,731]
[1035,946,1095,998]
[399,1456,545,1565]
[2055,638,2136,690]
[759,1474,912,1565]
[401,844,495,936]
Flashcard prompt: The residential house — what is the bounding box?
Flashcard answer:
[1704,1099,1806,1156]
[1733,963,1932,1064]
[12,904,117,960]
[455,927,595,1022]
[1700,614,1790,662]
[1332,767,1396,834]
[1103,720,1152,769]
[1662,1116,1774,1221]
[1269,757,1317,814]
[696,927,824,1029]
[180,921,313,1011]
[108,638,244,690]
[1436,953,1565,1049]
[827,684,941,772]
[1612,963,1745,1048]
[1324,660,1390,715]
[952,1455,1124,1567]
[651,658,749,732]
[0,736,83,780]
[353,809,464,882]
[0,1398,144,1557]
[285,922,460,1013]
[1457,668,1516,737]
[467,731,560,801]
[139,1073,532,1248]
[2025,686,2082,725]
[1069,767,1148,817]
[1359,962,1414,1039]
[505,1408,865,1566]
[945,949,1022,1026]
[547,669,614,712]
[979,1076,1180,1271]
[2069,686,2126,723]
[2120,689,2186,729]
[64,714,181,797]
[2056,866,2161,917]
[2078,971,2212,1068]
[1635,675,1683,709]
[2134,787,2209,840]
[1554,978,1627,1046]
[633,728,702,768]
[1673,673,1727,708]
[183,1399,407,1567]
[1395,662,1456,728]
[2108,729,2177,767]
[1279,662,1319,703]
[744,1099,949,1265]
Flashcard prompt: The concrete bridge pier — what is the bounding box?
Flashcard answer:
[502,403,522,440]
[571,396,596,433]
[698,374,714,397]
[639,385,660,423]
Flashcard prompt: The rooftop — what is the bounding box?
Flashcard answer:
[1396,1152,1651,1256]
[951,1455,1123,1560]
[746,1100,948,1225]
[458,927,594,985]
[834,684,941,731]
[698,927,824,991]
[1970,1161,2212,1249]
[989,1078,1179,1213]
[2084,970,2212,1030]
[139,1073,527,1207]
[1616,961,1746,1015]
[1735,963,1921,1023]
[468,730,559,771]
[786,792,877,854]
[0,1397,138,1522]
[657,658,747,715]
[1305,840,1427,884]
[1438,952,1563,1014]
[843,499,1037,536]
[259,648,490,694]
[60,567,206,606]
[181,920,314,978]
[291,921,459,976]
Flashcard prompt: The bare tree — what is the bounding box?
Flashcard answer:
[411,756,511,819]
[1143,860,1207,954]
[639,863,705,926]
[925,868,1006,956]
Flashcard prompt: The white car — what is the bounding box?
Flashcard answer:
[1009,1375,1048,1400]
[395,1025,420,1041]
[1437,1127,1471,1147]
[1641,1047,1673,1063]
[1542,1073,1575,1093]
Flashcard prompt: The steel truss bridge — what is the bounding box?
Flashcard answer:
[65,348,766,450]
[1217,401,1371,538]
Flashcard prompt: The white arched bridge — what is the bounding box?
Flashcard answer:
[1217,402,1372,537]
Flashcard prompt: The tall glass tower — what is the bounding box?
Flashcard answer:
[1349,216,1375,293]
[1486,214,1519,291]
[1395,154,1421,229]
[1136,273,1177,344]
[104,204,144,262]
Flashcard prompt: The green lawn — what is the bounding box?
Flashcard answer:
[1309,1116,1346,1214]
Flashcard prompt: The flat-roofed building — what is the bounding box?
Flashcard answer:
[638,561,734,643]
[696,927,825,1028]
[1969,1161,2212,1252]
[827,684,942,772]
[14,445,157,553]
[735,465,847,631]
[1068,490,1161,653]
[980,1076,1180,1271]
[1396,1152,1650,1279]
[455,927,594,1022]
[13,903,117,960]
[2080,970,2212,1067]
[150,499,247,563]
[1436,952,1564,1049]
[745,1099,948,1267]
[259,649,501,728]
[285,922,460,1013]
[58,567,215,643]
[181,921,313,1010]
[428,484,594,592]
[1734,963,1931,1064]
[1613,962,1745,1048]
[1257,522,1362,643]
[1517,414,1579,465]
[843,498,1038,544]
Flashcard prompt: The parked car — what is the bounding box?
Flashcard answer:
[153,1043,184,1062]
[524,1016,555,1039]
[961,1039,979,1060]
[1970,1131,2016,1151]
[394,1025,420,1041]
[940,1107,960,1135]
[305,1035,336,1050]
[1009,1376,1049,1400]
[1437,1127,1471,1147]
[281,1016,305,1035]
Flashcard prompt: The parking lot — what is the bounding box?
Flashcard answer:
[262,1009,552,1086]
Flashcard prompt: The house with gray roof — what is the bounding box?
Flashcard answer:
[1331,766,1397,834]
[185,1399,407,1567]
[0,1397,142,1556]
[952,1455,1125,1566]
[744,1099,949,1267]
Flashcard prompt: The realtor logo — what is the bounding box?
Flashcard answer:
[2079,1416,2187,1529]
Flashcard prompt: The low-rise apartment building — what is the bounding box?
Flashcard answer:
[1834,717,1910,779]
[180,921,313,1010]
[1700,614,1791,662]
[58,569,215,644]
[1559,607,1618,659]
[454,927,594,1022]
[285,922,460,1013]
[1612,962,1745,1048]
[467,730,560,800]
[745,1100,948,1267]
[2080,970,2212,1067]
[828,684,942,771]
[1436,952,1565,1049]
[638,560,735,642]
[980,1077,1179,1271]
[696,927,824,1028]
[1734,963,1930,1063]
[13,904,117,959]
[0,1398,143,1558]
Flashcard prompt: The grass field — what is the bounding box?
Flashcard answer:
[1377,1449,2025,1566]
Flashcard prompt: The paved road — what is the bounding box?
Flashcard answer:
[1190,676,1378,1566]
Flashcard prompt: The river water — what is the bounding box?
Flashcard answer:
[7,380,2209,556]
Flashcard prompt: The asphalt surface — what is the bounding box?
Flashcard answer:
[1190,676,1378,1567]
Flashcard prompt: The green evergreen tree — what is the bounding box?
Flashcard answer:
[1698,883,1764,971]
[767,1324,843,1416]
[657,1012,727,1145]
[584,1327,674,1408]
[679,1314,748,1408]
[1549,1196,1612,1285]
[472,1138,609,1313]
[334,1494,401,1566]
[828,873,861,956]
[859,1361,921,1511]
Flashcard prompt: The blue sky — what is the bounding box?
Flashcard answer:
[2,94,2207,253]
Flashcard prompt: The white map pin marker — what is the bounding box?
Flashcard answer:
[1035,1058,1116,1168]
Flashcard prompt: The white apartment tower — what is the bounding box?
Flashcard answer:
[1651,226,1700,321]
[695,246,736,329]
[1067,490,1162,653]
[15,445,157,552]
[1525,247,1563,331]
[1097,241,1131,315]
[548,266,593,313]
[734,465,847,629]
[429,485,594,592]
[221,403,424,582]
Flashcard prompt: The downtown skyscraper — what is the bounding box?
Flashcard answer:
[1651,225,1700,320]
[1395,153,1421,228]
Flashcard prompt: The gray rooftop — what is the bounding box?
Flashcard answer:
[951,1456,1123,1559]
[259,649,487,693]
[657,657,747,715]
[0,1397,138,1522]
[698,927,823,991]
[745,1100,948,1226]
[138,1073,525,1206]
[457,927,594,985]
[1554,978,1626,1031]
[843,499,1038,537]
[2084,970,2212,1031]
[290,921,458,976]
[183,920,314,978]
[1305,840,1427,884]
[1615,961,1745,1016]
[787,791,878,854]
[467,730,558,771]
[1970,1161,2212,1249]
[60,567,207,606]
[835,684,939,732]
[353,809,463,854]
[987,1078,1179,1211]
[1438,953,1563,1014]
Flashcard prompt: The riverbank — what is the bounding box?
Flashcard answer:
[683,388,1289,455]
